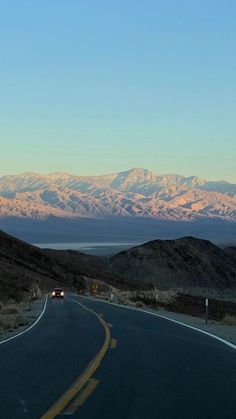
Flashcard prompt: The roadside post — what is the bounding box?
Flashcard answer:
[92,283,98,295]
[154,287,158,310]
[205,298,209,324]
[110,292,114,303]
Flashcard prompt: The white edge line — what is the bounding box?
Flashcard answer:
[0,294,48,346]
[74,294,236,351]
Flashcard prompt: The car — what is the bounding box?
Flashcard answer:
[51,288,64,299]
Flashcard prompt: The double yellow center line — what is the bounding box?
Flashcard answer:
[41,299,111,418]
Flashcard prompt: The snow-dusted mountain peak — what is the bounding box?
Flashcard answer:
[0,169,235,221]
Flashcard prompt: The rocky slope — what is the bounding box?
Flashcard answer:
[108,237,236,289]
[0,230,91,301]
[0,168,235,221]
[1,230,236,303]
[0,230,137,302]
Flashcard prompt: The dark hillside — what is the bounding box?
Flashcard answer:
[224,247,236,264]
[0,230,141,302]
[108,237,236,289]
[0,230,79,301]
[1,231,236,303]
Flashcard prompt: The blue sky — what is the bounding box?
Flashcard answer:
[0,0,235,182]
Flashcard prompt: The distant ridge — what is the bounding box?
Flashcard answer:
[0,168,235,221]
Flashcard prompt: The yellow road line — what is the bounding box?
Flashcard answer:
[63,379,99,415]
[40,299,111,419]
[110,338,117,349]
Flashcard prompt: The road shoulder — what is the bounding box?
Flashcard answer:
[78,294,236,347]
[0,296,46,343]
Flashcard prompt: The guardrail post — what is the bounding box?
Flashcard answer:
[205,298,209,324]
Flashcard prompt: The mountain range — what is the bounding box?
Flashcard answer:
[0,168,235,221]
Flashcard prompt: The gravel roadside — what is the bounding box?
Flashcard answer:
[150,307,236,346]
[84,294,236,346]
[0,297,46,342]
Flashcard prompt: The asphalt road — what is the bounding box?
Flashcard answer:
[0,294,235,419]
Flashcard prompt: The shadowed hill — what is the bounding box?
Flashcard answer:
[1,230,236,302]
[224,247,236,264]
[0,230,141,301]
[107,237,236,289]
[0,230,80,301]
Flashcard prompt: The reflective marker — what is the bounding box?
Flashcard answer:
[205,298,209,324]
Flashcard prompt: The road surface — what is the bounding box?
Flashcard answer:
[0,294,235,419]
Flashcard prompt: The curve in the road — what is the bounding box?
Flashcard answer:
[40,298,111,419]
[69,294,236,419]
[81,295,236,351]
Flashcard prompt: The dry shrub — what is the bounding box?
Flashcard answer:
[156,289,177,304]
[1,304,22,315]
[222,315,236,326]
[0,314,30,334]
[0,315,15,331]
[15,316,29,327]
[135,301,145,308]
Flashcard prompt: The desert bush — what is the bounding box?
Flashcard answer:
[0,315,15,331]
[0,312,30,334]
[1,304,22,315]
[135,301,145,308]
[15,316,29,327]
[222,315,236,326]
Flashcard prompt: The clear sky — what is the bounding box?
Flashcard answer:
[0,0,235,182]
